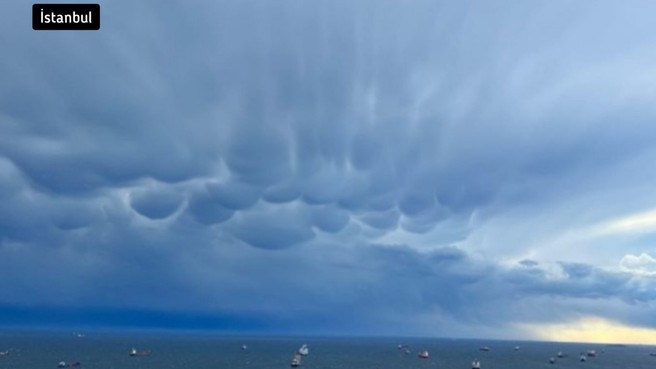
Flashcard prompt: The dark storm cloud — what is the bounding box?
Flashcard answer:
[130,186,184,220]
[2,0,656,337]
[205,180,262,210]
[308,205,350,233]
[228,204,316,250]
[187,188,235,225]
[225,126,293,186]
[358,209,401,230]
[262,183,301,204]
[400,203,451,234]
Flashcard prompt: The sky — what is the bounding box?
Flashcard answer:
[2,0,656,343]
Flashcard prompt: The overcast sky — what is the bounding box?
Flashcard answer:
[2,0,656,342]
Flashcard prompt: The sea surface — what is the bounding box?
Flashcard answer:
[0,331,655,369]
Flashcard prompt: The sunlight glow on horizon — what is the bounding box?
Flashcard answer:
[522,317,656,345]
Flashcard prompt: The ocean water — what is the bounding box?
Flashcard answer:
[0,331,655,369]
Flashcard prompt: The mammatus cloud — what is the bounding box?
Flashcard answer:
[1,0,656,339]
[130,186,184,220]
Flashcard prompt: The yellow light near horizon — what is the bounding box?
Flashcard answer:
[522,317,656,345]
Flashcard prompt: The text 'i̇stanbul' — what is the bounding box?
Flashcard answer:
[32,4,100,30]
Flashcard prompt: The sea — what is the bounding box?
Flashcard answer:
[0,330,655,369]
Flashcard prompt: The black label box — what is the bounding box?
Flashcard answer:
[33,3,100,30]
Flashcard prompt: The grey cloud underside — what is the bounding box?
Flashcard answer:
[2,0,656,335]
[187,189,235,225]
[130,187,183,220]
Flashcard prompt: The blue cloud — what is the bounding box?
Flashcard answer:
[229,206,315,250]
[206,180,261,210]
[2,0,656,338]
[358,209,400,230]
[130,187,183,220]
[187,189,235,225]
[225,126,293,186]
[262,182,301,203]
[309,206,350,233]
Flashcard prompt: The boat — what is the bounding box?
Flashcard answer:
[479,346,490,352]
[580,354,586,362]
[397,344,409,350]
[57,362,81,368]
[557,351,564,358]
[129,348,151,357]
[0,350,8,357]
[291,353,302,367]
[298,344,309,356]
[472,359,481,369]
[549,357,555,364]
[649,353,656,356]
[241,344,248,350]
[514,346,520,351]
[418,350,429,359]
[586,350,596,357]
